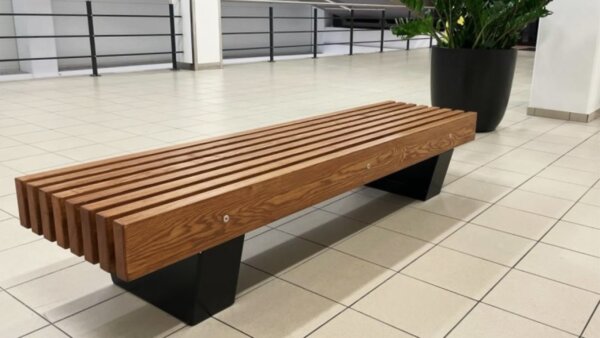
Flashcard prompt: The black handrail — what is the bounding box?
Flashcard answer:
[222,38,431,52]
[222,7,432,60]
[0,1,182,76]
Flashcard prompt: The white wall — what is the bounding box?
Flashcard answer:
[588,23,600,113]
[192,0,222,66]
[0,1,19,74]
[529,0,600,116]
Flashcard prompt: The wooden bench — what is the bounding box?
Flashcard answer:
[14,101,476,324]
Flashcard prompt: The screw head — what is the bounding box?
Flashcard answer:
[367,163,372,170]
[223,215,230,223]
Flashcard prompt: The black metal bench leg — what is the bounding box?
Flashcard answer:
[111,234,245,325]
[368,150,453,201]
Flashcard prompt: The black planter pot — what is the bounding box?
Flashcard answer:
[431,47,517,132]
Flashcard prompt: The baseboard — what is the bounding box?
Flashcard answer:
[192,62,223,70]
[527,107,599,123]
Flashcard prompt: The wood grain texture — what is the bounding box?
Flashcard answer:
[11,101,476,282]
[89,106,445,269]
[114,112,476,280]
[94,109,458,271]
[16,100,394,231]
[62,103,417,259]
[37,102,402,244]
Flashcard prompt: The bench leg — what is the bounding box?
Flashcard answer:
[111,234,244,325]
[368,150,453,201]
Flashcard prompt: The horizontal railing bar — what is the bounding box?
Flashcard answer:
[221,0,427,9]
[0,55,90,62]
[223,46,271,51]
[96,33,183,37]
[0,35,88,39]
[223,28,378,35]
[0,51,183,62]
[222,38,432,52]
[221,16,379,19]
[97,51,183,58]
[0,13,181,18]
[223,32,269,35]
[221,16,268,19]
[0,13,86,17]
[0,34,183,39]
[93,14,182,18]
[273,44,313,48]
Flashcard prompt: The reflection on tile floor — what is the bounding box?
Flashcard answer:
[1,49,599,337]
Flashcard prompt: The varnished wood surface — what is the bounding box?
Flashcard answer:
[14,101,476,281]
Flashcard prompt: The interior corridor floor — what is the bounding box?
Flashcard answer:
[1,49,599,338]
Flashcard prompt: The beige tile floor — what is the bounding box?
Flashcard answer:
[1,49,600,338]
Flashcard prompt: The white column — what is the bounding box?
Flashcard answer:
[190,0,223,69]
[528,0,600,122]
[11,0,59,77]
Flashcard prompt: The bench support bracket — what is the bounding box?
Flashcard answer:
[368,150,453,200]
[111,234,244,325]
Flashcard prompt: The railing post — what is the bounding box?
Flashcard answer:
[380,10,385,53]
[349,9,354,55]
[86,0,99,76]
[406,11,411,51]
[429,35,433,48]
[269,7,274,62]
[169,3,178,70]
[313,7,318,58]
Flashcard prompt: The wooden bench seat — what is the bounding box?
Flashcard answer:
[15,101,476,324]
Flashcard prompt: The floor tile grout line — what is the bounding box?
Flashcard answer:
[4,260,85,290]
[479,302,581,337]
[3,288,74,338]
[450,221,600,260]
[212,317,255,338]
[297,121,573,332]
[2,54,596,336]
[579,300,600,338]
[46,290,128,325]
[300,114,570,337]
[235,256,418,338]
[510,268,600,296]
[443,128,600,337]
[17,324,74,338]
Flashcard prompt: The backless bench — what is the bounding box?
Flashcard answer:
[14,101,476,325]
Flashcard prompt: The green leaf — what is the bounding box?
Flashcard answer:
[392,0,553,49]
[391,16,434,39]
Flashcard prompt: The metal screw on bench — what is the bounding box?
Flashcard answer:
[223,215,230,223]
[367,163,371,170]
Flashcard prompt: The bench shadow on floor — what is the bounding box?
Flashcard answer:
[237,191,426,296]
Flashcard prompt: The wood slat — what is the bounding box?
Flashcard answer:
[69,104,429,262]
[113,112,477,280]
[47,102,414,252]
[15,100,395,229]
[89,107,453,269]
[33,102,406,243]
[12,101,477,282]
[95,109,464,272]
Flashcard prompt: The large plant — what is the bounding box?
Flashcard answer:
[392,0,552,49]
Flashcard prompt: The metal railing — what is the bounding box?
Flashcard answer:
[221,1,434,61]
[0,1,183,76]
